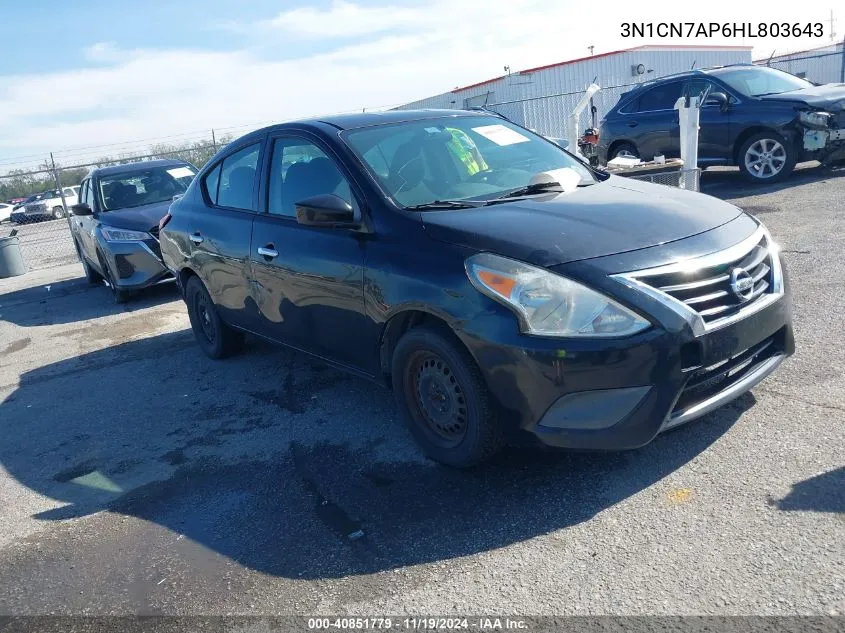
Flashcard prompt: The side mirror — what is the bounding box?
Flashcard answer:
[707,92,729,112]
[71,203,93,216]
[295,194,356,228]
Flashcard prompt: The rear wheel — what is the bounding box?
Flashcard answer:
[185,276,244,359]
[52,206,66,219]
[610,142,639,160]
[392,326,503,467]
[738,131,795,182]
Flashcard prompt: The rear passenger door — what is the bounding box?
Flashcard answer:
[186,141,263,329]
[248,133,376,372]
[624,81,684,160]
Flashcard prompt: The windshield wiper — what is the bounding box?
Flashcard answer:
[487,181,565,202]
[405,200,485,210]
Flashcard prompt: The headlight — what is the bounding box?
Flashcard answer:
[101,227,151,242]
[799,110,831,129]
[465,253,650,338]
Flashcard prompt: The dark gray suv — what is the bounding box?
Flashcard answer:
[69,159,197,303]
[598,65,845,182]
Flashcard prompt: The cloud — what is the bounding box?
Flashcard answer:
[0,0,836,167]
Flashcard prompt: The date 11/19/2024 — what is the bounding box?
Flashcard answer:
[308,618,528,630]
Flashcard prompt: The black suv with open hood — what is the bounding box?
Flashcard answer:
[159,110,794,467]
[598,64,845,182]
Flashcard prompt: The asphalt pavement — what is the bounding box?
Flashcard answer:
[0,164,842,618]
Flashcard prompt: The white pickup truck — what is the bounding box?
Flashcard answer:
[12,186,80,222]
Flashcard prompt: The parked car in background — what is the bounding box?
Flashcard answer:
[7,197,27,207]
[160,109,794,467]
[598,64,845,182]
[10,191,54,223]
[19,186,80,221]
[69,159,197,303]
[0,202,14,224]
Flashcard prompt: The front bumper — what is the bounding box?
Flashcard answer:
[96,234,174,290]
[458,255,793,451]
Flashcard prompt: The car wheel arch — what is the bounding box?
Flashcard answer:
[608,139,638,159]
[378,308,472,388]
[732,126,798,165]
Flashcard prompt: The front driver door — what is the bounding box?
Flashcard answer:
[248,133,377,374]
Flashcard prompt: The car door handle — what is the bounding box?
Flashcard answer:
[627,121,638,128]
[189,233,203,244]
[257,245,279,258]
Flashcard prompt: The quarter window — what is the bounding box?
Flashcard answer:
[267,138,354,218]
[216,143,260,210]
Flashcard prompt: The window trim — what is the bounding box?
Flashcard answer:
[200,138,266,214]
[260,128,368,225]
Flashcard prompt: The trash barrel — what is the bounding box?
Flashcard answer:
[0,236,26,278]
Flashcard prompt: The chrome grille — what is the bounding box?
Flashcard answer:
[613,226,784,333]
[640,236,773,324]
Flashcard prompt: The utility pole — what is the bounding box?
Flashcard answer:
[588,45,595,56]
[50,153,69,219]
[829,9,836,42]
[211,129,218,152]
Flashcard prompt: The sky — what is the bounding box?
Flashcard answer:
[0,0,840,172]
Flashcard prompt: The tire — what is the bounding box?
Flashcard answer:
[52,206,66,219]
[75,240,103,285]
[610,142,639,160]
[97,251,129,304]
[738,131,795,183]
[185,275,244,359]
[391,325,503,468]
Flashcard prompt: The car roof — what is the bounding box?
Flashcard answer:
[87,158,190,179]
[241,109,493,139]
[630,63,757,91]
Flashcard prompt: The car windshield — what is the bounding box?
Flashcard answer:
[342,115,596,208]
[713,66,813,97]
[99,164,197,211]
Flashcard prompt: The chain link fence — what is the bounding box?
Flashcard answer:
[1,141,221,274]
[756,43,845,85]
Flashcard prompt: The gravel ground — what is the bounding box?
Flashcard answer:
[0,164,842,619]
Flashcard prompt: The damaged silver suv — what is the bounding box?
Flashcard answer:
[598,64,845,182]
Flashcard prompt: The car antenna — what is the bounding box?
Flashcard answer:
[691,60,696,70]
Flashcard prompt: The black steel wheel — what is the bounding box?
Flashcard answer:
[392,325,503,467]
[185,275,244,359]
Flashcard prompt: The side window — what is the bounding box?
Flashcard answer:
[216,143,260,210]
[203,163,222,205]
[81,180,92,206]
[637,82,684,112]
[267,138,354,218]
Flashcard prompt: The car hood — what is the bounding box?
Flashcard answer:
[420,176,743,267]
[99,200,172,232]
[757,84,845,110]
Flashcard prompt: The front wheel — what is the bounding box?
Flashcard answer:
[738,132,795,183]
[52,206,66,219]
[185,276,244,359]
[392,326,503,467]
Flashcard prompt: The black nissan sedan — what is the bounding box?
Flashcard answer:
[70,159,197,303]
[159,110,794,467]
